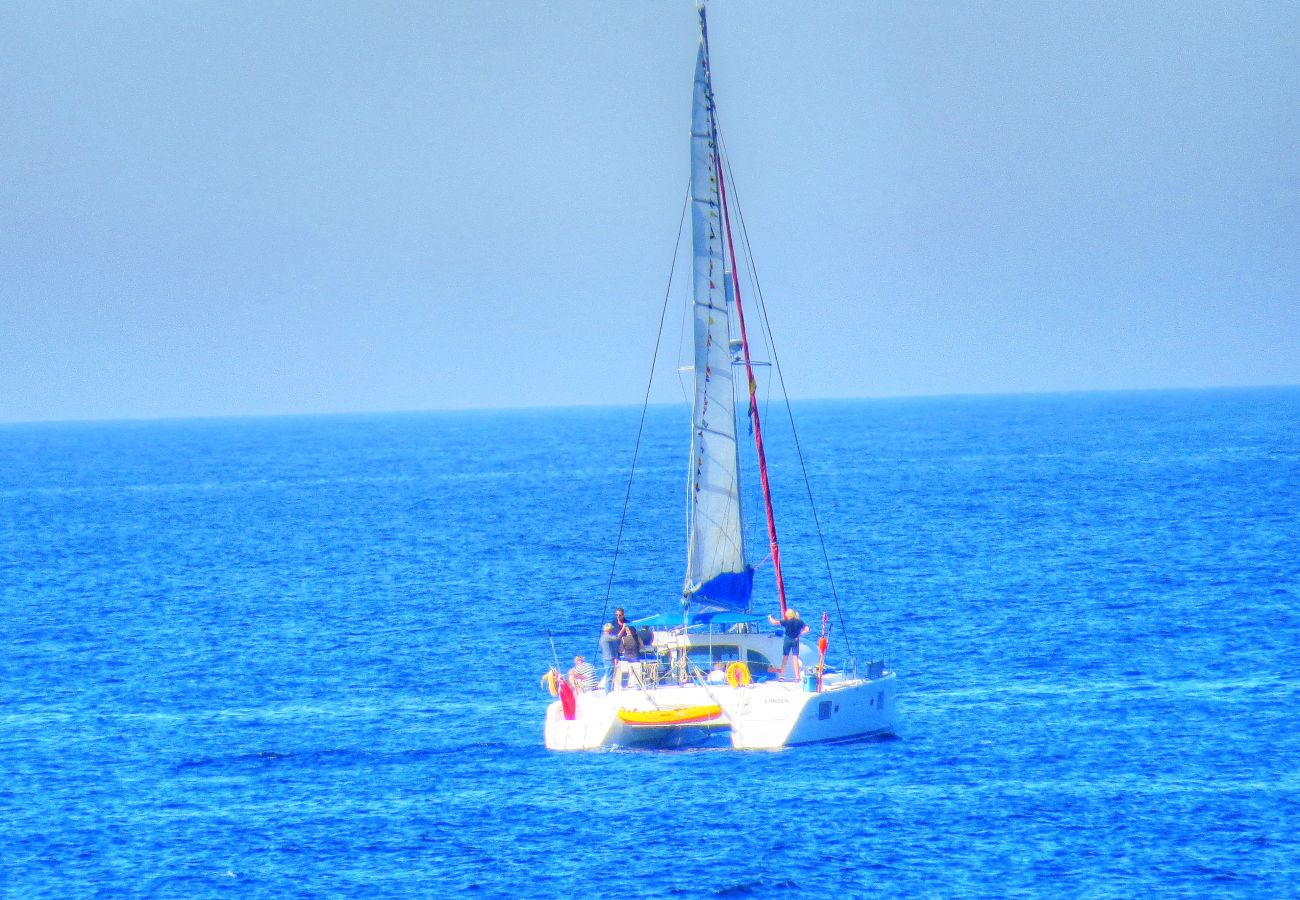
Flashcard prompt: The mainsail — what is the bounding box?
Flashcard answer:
[685,9,753,611]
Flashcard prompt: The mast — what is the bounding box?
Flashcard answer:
[701,5,790,616]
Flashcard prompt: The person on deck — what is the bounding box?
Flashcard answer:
[568,655,597,692]
[598,623,618,669]
[617,618,642,661]
[708,662,727,684]
[612,608,643,689]
[611,607,631,639]
[768,608,809,680]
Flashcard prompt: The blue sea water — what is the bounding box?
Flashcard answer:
[1,388,1298,898]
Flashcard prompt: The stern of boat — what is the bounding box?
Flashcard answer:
[544,693,620,750]
[727,670,897,749]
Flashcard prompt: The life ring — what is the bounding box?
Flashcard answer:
[540,669,558,697]
[725,661,751,687]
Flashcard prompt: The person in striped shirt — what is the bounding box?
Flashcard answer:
[567,655,597,692]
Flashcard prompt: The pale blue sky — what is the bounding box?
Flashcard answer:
[2,1,1297,423]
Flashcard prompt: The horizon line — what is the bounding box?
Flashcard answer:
[2,382,1297,428]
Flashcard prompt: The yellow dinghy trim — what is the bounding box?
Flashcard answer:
[617,705,723,726]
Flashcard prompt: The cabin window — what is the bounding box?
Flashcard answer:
[818,700,832,721]
[746,650,771,670]
[686,645,739,664]
[877,691,885,709]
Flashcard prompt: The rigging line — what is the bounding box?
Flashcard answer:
[712,109,788,618]
[719,141,862,665]
[627,663,662,707]
[546,629,562,673]
[717,136,772,367]
[600,180,693,630]
[674,258,692,405]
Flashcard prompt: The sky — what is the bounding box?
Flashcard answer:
[1,0,1297,423]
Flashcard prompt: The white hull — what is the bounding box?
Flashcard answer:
[544,670,896,751]
[728,671,897,749]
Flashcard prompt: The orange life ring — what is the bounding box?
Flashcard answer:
[725,661,751,687]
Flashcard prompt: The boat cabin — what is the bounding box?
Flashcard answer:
[628,611,821,685]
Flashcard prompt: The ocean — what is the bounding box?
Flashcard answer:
[2,387,1297,898]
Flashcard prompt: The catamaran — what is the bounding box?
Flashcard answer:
[543,4,896,751]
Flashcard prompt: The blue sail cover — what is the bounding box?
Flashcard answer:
[684,6,751,613]
[695,567,754,610]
